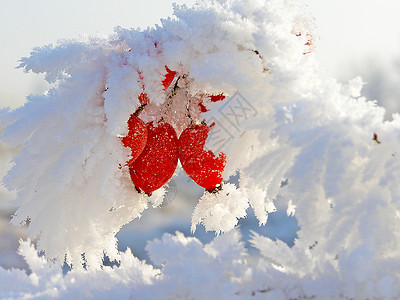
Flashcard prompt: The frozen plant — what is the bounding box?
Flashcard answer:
[1,0,400,298]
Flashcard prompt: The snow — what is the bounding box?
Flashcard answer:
[191,183,249,234]
[1,0,400,298]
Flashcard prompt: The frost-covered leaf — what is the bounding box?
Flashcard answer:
[1,0,400,298]
[191,183,249,234]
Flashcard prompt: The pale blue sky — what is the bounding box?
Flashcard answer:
[302,0,400,75]
[1,0,400,109]
[0,0,195,108]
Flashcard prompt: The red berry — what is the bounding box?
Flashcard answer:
[129,121,178,195]
[137,66,175,105]
[178,124,226,191]
[198,102,208,113]
[198,93,225,112]
[138,92,150,105]
[121,114,147,165]
[210,93,225,102]
[162,66,176,89]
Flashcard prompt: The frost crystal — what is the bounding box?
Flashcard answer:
[1,0,400,298]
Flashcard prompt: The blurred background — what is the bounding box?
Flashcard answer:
[1,0,400,269]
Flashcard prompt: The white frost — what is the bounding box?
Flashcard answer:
[1,0,400,298]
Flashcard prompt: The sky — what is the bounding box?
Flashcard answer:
[303,0,400,72]
[0,0,400,111]
[304,0,400,117]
